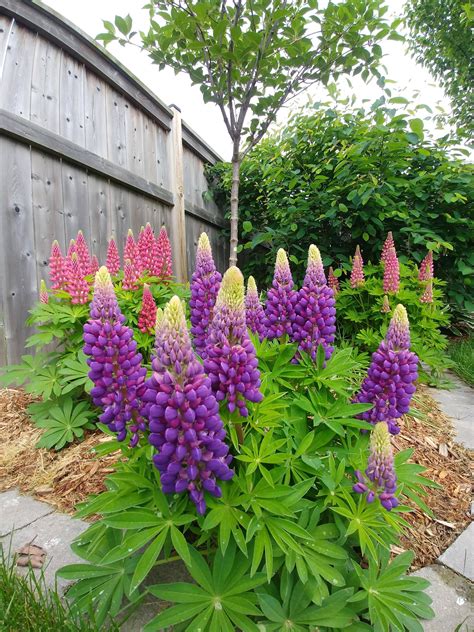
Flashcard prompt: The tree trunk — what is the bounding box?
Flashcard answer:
[229,141,241,267]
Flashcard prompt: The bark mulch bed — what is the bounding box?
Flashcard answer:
[0,387,471,570]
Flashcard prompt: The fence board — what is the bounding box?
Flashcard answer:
[61,162,89,246]
[84,69,108,159]
[0,23,36,117]
[0,15,13,80]
[31,36,61,133]
[87,173,109,259]
[59,51,85,145]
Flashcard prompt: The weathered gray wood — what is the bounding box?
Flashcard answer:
[87,174,109,260]
[31,150,65,288]
[0,15,13,80]
[185,201,226,229]
[61,162,89,245]
[30,35,61,133]
[108,182,131,256]
[0,139,37,362]
[0,22,36,117]
[106,86,128,169]
[0,109,175,205]
[59,50,85,145]
[168,106,188,283]
[84,69,108,159]
[126,105,145,178]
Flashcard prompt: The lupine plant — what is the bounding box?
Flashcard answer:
[245,275,266,339]
[264,248,297,339]
[53,239,436,631]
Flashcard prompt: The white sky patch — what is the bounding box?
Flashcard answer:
[44,0,453,160]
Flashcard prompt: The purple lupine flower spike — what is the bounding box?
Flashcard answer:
[205,266,263,417]
[245,276,266,340]
[292,245,336,361]
[354,304,418,435]
[83,267,147,446]
[142,296,233,514]
[264,248,297,339]
[190,233,222,359]
[353,422,398,511]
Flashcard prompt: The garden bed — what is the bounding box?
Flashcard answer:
[0,386,471,570]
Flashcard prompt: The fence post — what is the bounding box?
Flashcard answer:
[168,105,188,283]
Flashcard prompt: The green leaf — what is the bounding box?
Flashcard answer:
[130,529,168,593]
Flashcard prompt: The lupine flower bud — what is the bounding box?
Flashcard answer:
[350,252,364,288]
[353,422,398,511]
[90,255,99,276]
[383,247,400,294]
[39,280,49,304]
[190,233,222,358]
[381,295,391,313]
[420,279,433,304]
[381,231,395,265]
[418,251,434,282]
[328,267,340,295]
[355,244,364,265]
[49,240,66,290]
[122,258,140,291]
[138,284,157,333]
[151,226,173,280]
[124,229,141,277]
[245,276,266,340]
[67,253,90,304]
[354,305,418,435]
[75,230,91,274]
[105,237,121,276]
[264,248,297,339]
[142,296,233,514]
[205,267,263,417]
[67,239,76,259]
[83,267,147,445]
[138,223,155,273]
[293,245,336,361]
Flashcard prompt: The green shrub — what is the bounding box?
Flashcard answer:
[208,100,474,318]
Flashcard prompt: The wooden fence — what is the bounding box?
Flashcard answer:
[0,0,228,365]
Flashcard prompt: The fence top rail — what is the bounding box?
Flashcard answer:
[0,0,223,164]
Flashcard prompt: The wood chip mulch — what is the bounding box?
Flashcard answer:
[0,386,472,569]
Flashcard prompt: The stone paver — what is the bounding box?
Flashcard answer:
[0,488,54,536]
[438,523,474,582]
[428,372,474,449]
[0,490,88,593]
[412,565,473,632]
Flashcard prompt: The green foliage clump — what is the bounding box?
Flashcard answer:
[448,335,474,386]
[335,261,451,380]
[58,338,436,631]
[208,101,474,317]
[0,278,188,451]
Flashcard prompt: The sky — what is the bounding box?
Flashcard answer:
[43,0,452,161]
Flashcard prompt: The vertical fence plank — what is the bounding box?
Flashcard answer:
[61,162,89,244]
[84,69,108,159]
[31,36,61,133]
[0,23,36,117]
[168,106,188,282]
[0,15,13,80]
[106,86,128,168]
[59,52,85,145]
[87,173,109,260]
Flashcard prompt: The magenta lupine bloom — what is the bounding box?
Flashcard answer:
[264,248,297,339]
[75,230,91,274]
[124,229,141,276]
[381,295,391,313]
[350,251,364,288]
[151,226,173,280]
[190,233,222,359]
[90,255,99,277]
[205,267,263,417]
[292,245,336,361]
[122,258,140,291]
[328,267,340,295]
[354,304,418,435]
[138,284,157,333]
[418,251,434,282]
[67,239,76,259]
[83,267,147,445]
[355,244,364,265]
[105,237,121,276]
[67,253,90,304]
[49,240,66,290]
[141,296,233,514]
[245,276,266,340]
[383,246,400,293]
[39,280,49,304]
[353,422,398,511]
[420,279,433,304]
[138,223,155,273]
[381,231,395,265]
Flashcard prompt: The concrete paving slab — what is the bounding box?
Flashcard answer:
[428,372,474,449]
[0,509,88,593]
[412,565,473,632]
[438,522,474,581]
[0,488,54,536]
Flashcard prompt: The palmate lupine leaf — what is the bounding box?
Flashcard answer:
[0,353,53,387]
[34,398,95,450]
[58,351,93,394]
[145,543,266,632]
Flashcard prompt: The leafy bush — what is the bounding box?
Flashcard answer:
[0,227,188,450]
[335,260,451,380]
[208,100,474,317]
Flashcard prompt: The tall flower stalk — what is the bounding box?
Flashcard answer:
[245,276,266,340]
[49,240,66,290]
[381,231,395,265]
[190,232,222,359]
[383,246,400,294]
[354,304,418,435]
[138,284,157,333]
[264,248,297,339]
[152,226,173,280]
[138,223,155,273]
[106,237,121,276]
[142,296,233,514]
[83,267,147,445]
[350,248,364,288]
[328,267,340,295]
[418,251,434,282]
